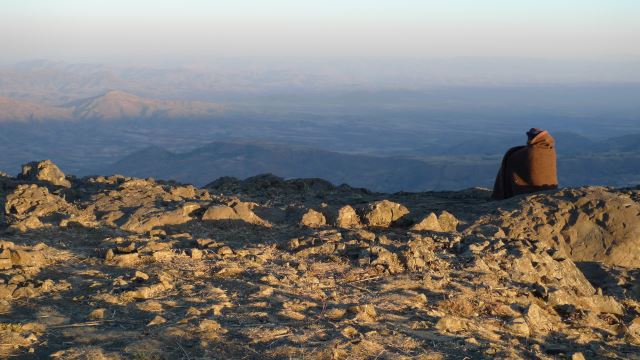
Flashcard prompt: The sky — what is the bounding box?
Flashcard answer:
[1,0,639,64]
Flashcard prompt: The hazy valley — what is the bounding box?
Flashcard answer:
[1,60,639,192]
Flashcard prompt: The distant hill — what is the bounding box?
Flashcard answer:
[0,90,223,122]
[97,140,640,192]
[598,134,640,153]
[0,96,72,122]
[98,142,499,192]
[65,90,223,120]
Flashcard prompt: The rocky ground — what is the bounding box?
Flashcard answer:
[1,160,639,359]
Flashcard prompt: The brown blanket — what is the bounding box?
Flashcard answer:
[492,130,558,200]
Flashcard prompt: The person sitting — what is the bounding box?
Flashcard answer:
[492,128,558,200]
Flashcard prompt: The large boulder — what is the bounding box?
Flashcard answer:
[362,200,409,227]
[202,201,272,227]
[19,160,71,188]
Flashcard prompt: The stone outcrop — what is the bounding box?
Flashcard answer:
[3,184,93,230]
[18,160,71,187]
[468,187,640,268]
[4,185,71,220]
[202,201,272,227]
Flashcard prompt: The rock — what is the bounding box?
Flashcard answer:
[19,160,71,187]
[571,352,586,360]
[371,247,404,274]
[363,200,409,227]
[411,213,442,231]
[0,249,13,269]
[87,308,106,320]
[199,319,224,333]
[122,283,171,301]
[202,205,237,221]
[190,248,203,260]
[0,284,18,300]
[133,271,149,281]
[628,317,640,339]
[300,209,326,228]
[279,309,306,321]
[353,229,376,241]
[109,253,139,266]
[335,205,362,228]
[325,308,346,320]
[10,216,45,232]
[548,290,624,315]
[12,285,39,299]
[121,203,200,233]
[524,303,554,334]
[341,326,359,339]
[435,316,469,333]
[508,318,530,337]
[10,250,46,267]
[147,315,167,326]
[471,188,640,267]
[473,224,506,238]
[411,211,459,232]
[202,201,271,227]
[169,185,198,198]
[5,185,74,221]
[0,258,11,270]
[349,304,377,323]
[438,211,459,232]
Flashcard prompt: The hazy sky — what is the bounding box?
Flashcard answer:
[1,0,639,63]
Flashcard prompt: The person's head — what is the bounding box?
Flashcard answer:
[527,128,545,141]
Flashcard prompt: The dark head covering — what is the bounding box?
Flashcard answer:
[527,128,544,141]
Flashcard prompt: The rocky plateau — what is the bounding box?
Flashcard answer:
[0,160,639,359]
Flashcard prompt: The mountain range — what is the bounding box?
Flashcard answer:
[96,140,640,192]
[0,90,223,122]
